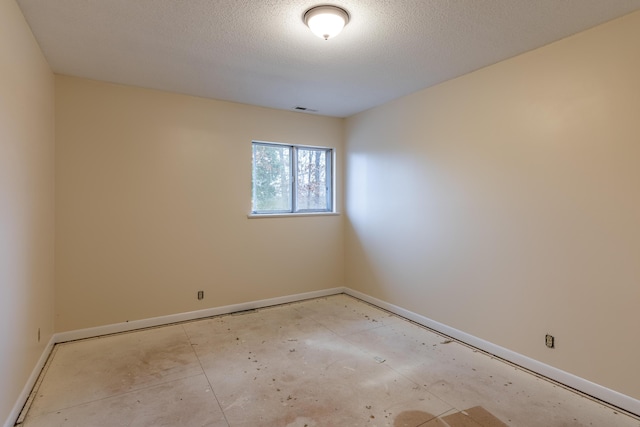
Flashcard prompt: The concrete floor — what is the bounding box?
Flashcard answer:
[20,294,640,426]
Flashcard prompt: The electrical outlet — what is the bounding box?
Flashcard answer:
[197,291,204,300]
[545,334,555,348]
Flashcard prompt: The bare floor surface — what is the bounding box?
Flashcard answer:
[20,294,640,426]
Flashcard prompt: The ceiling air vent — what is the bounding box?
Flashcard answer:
[293,106,318,113]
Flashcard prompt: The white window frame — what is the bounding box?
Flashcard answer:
[251,141,335,216]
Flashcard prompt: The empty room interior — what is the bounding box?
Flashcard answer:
[2,0,640,426]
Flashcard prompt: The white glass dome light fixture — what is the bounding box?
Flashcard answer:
[304,5,350,40]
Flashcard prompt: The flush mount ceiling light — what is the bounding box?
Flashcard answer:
[304,5,350,40]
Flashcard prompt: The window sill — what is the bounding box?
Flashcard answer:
[247,212,340,219]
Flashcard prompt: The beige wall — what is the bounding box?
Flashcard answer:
[55,76,344,332]
[0,0,55,423]
[345,11,640,399]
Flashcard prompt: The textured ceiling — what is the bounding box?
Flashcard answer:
[16,0,640,117]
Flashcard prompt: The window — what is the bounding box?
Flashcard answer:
[252,141,333,214]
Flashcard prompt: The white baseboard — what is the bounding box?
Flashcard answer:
[54,287,346,343]
[5,336,55,427]
[344,287,640,417]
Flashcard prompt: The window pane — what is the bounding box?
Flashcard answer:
[252,144,291,212]
[296,148,329,211]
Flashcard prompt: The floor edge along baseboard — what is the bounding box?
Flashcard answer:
[7,286,639,427]
[53,287,346,343]
[343,287,640,418]
[5,337,56,427]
